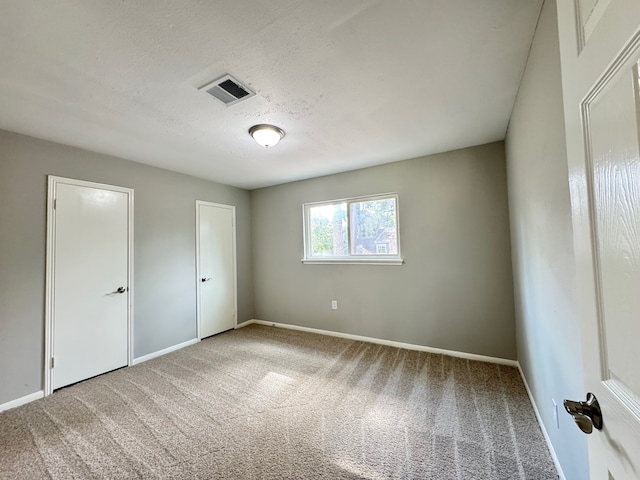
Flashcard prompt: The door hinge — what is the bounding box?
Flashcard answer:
[53,199,56,210]
[51,357,55,368]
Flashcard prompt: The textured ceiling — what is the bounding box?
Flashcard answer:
[0,1,543,189]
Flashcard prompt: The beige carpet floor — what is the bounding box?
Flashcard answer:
[0,324,558,479]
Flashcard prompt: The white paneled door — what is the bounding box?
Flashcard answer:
[557,0,640,478]
[197,201,236,338]
[46,177,132,393]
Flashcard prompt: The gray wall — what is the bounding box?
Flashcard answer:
[0,129,253,405]
[251,142,516,359]
[505,0,588,478]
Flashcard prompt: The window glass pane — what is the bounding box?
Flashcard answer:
[350,198,397,255]
[308,203,348,256]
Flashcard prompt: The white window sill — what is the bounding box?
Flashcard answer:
[301,258,404,266]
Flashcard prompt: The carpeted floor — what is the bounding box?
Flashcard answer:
[0,324,558,479]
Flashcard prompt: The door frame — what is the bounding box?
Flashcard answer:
[195,200,237,339]
[44,175,134,396]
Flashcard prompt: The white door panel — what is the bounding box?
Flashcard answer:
[557,0,640,477]
[47,178,132,391]
[197,202,236,338]
[589,62,640,399]
[585,56,640,479]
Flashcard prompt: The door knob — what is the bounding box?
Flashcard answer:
[201,277,211,282]
[115,286,126,294]
[564,393,603,434]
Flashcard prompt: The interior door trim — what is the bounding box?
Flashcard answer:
[44,175,134,396]
[195,200,238,340]
[574,0,614,53]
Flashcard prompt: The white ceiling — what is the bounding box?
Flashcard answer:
[0,1,543,190]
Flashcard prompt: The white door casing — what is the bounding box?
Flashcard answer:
[196,201,237,339]
[557,0,640,478]
[45,176,133,395]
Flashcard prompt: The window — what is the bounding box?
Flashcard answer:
[375,243,388,254]
[303,193,402,264]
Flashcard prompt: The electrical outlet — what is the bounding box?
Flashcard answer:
[331,300,338,310]
[552,398,559,429]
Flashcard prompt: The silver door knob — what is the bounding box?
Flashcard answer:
[564,393,603,434]
[201,277,211,282]
[113,286,126,294]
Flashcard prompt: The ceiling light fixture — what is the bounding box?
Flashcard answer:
[249,124,285,148]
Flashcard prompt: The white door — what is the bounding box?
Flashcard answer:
[46,177,132,392]
[557,0,640,478]
[196,201,236,338]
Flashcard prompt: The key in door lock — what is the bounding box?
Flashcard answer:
[563,392,603,434]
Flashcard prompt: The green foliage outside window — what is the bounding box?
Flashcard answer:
[307,196,398,257]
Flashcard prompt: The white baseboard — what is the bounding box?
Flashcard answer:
[0,390,44,413]
[517,364,566,480]
[235,319,255,329]
[238,319,518,367]
[132,338,200,365]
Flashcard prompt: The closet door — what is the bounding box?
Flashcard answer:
[196,201,236,338]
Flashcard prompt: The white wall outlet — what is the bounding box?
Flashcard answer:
[331,300,338,310]
[552,398,559,429]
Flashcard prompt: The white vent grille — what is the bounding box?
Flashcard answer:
[198,74,255,107]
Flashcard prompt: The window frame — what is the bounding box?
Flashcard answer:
[302,193,403,265]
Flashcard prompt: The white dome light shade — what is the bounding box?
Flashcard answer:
[249,124,285,148]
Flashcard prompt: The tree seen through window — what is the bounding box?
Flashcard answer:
[307,196,398,257]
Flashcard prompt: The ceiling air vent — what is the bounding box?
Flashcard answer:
[198,74,256,107]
